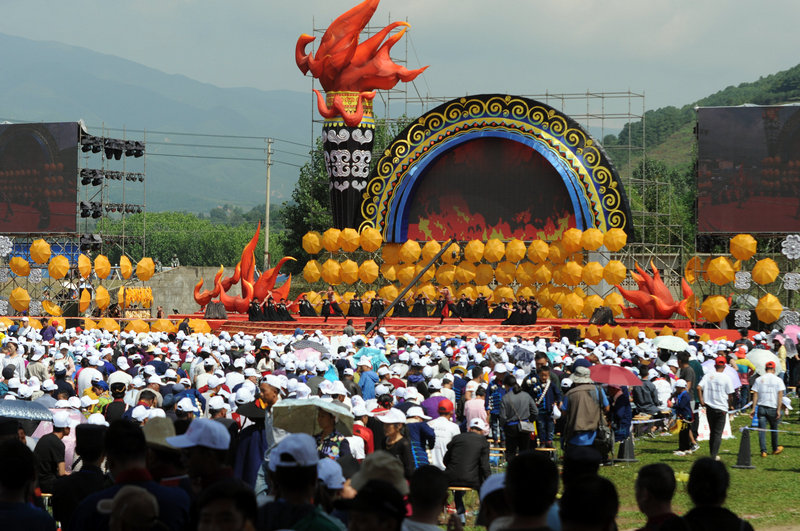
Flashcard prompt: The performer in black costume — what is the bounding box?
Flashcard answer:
[368,296,385,318]
[248,299,264,322]
[455,294,473,319]
[347,294,364,317]
[297,294,317,316]
[262,296,280,321]
[472,294,490,318]
[277,298,295,321]
[393,296,411,317]
[489,298,510,319]
[320,287,345,322]
[410,294,430,317]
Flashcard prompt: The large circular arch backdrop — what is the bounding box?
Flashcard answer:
[359,94,634,242]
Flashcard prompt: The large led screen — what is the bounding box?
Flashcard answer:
[0,122,78,233]
[406,137,576,241]
[697,106,800,233]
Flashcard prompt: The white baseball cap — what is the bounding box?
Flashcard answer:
[208,395,228,411]
[176,397,196,413]
[675,379,687,388]
[87,413,109,426]
[52,410,71,429]
[267,433,319,472]
[405,406,431,420]
[376,408,406,425]
[469,418,488,431]
[166,418,231,451]
[131,405,149,422]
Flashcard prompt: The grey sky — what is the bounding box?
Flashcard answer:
[2,0,798,113]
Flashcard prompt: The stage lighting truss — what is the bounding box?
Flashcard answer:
[102,203,143,214]
[78,169,144,185]
[80,134,145,159]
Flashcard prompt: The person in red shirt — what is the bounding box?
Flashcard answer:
[351,403,374,456]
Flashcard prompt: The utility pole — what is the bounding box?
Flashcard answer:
[264,138,273,270]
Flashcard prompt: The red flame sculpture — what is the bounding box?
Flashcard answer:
[615,262,694,320]
[296,0,427,126]
[193,222,296,312]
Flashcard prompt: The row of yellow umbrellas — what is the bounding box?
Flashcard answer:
[9,250,155,282]
[698,293,784,324]
[0,316,66,330]
[304,257,628,288]
[79,318,211,334]
[303,228,383,254]
[686,256,780,286]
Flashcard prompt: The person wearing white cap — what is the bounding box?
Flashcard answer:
[166,418,232,493]
[672,379,696,456]
[357,357,379,400]
[404,406,435,468]
[441,416,491,522]
[33,410,71,493]
[376,408,414,478]
[485,363,508,443]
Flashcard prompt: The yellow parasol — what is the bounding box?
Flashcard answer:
[421,240,441,262]
[359,227,383,252]
[548,243,565,263]
[730,234,757,261]
[700,295,729,323]
[48,317,66,329]
[136,258,155,281]
[684,256,702,284]
[151,319,176,333]
[397,265,416,285]
[415,283,437,302]
[752,258,779,285]
[581,262,604,286]
[495,261,517,285]
[378,285,399,302]
[581,228,604,251]
[119,255,133,279]
[516,286,535,299]
[464,240,485,263]
[436,264,456,285]
[505,239,527,263]
[475,285,493,298]
[78,254,92,279]
[339,260,359,284]
[604,292,625,316]
[399,240,421,263]
[42,300,62,316]
[48,255,70,280]
[659,326,673,336]
[603,260,627,285]
[586,324,600,340]
[441,242,460,264]
[561,261,583,286]
[599,324,614,341]
[322,228,341,252]
[706,257,735,286]
[382,243,401,265]
[30,239,51,264]
[583,295,604,318]
[627,326,641,341]
[27,318,42,329]
[358,260,379,284]
[493,286,515,303]
[603,228,628,252]
[98,317,120,332]
[82,318,97,330]
[475,263,494,285]
[537,286,552,306]
[755,293,782,323]
[457,285,476,299]
[379,262,397,282]
[94,286,110,310]
[338,228,361,253]
[527,240,549,263]
[9,287,30,312]
[188,319,211,334]
[515,262,536,285]
[483,239,505,263]
[538,306,556,319]
[454,262,477,284]
[532,263,552,284]
[94,255,111,279]
[561,228,583,254]
[303,260,322,283]
[320,259,342,285]
[79,289,91,313]
[561,292,584,318]
[9,257,30,277]
[417,264,435,283]
[302,231,323,254]
[125,319,150,334]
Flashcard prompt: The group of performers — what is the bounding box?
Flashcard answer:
[292,286,541,326]
[247,296,296,322]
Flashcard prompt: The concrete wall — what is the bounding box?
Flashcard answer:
[148,266,227,315]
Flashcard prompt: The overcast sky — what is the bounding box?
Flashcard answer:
[2,0,798,114]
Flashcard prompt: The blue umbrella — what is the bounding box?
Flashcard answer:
[0,400,53,421]
[511,346,535,364]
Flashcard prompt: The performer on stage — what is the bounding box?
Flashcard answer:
[368,295,386,318]
[489,298,510,319]
[277,298,295,321]
[298,293,317,316]
[320,287,345,322]
[472,294,490,319]
[411,293,430,317]
[436,286,461,324]
[455,293,473,319]
[262,296,280,321]
[248,299,264,322]
[347,293,364,317]
[393,295,411,318]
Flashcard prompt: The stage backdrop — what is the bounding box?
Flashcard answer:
[0,122,78,233]
[697,105,800,233]
[360,94,633,242]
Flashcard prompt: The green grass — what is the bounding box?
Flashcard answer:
[453,401,800,530]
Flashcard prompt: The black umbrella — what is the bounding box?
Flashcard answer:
[0,400,53,421]
[291,339,329,354]
[511,346,536,364]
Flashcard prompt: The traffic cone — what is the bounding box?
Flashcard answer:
[732,427,756,469]
[615,433,638,463]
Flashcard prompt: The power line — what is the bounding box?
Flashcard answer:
[147,153,267,162]
[147,141,266,151]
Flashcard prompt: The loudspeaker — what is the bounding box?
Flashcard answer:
[560,328,581,344]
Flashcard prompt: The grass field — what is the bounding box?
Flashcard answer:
[456,400,800,530]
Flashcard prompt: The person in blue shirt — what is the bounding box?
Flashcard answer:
[672,379,696,456]
[357,358,379,400]
[484,366,508,442]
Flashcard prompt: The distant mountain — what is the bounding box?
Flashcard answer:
[0,32,313,212]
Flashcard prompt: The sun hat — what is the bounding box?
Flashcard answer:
[375,408,407,425]
[570,366,593,384]
[166,418,231,451]
[405,406,431,420]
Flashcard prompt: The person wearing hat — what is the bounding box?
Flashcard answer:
[442,417,491,523]
[166,418,233,495]
[751,360,786,457]
[485,363,508,443]
[33,410,71,493]
[258,433,345,530]
[404,406,435,469]
[357,357,379,400]
[26,346,49,382]
[428,399,460,470]
[672,379,697,456]
[35,379,60,409]
[0,438,57,530]
[377,408,415,479]
[561,365,609,462]
[697,356,735,460]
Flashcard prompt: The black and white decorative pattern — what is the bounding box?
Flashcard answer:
[29,300,42,316]
[778,310,799,328]
[0,236,11,258]
[29,269,42,284]
[0,300,8,316]
[322,124,375,229]
[734,309,751,328]
[784,272,800,291]
[782,234,800,260]
[734,271,752,290]
[0,269,8,282]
